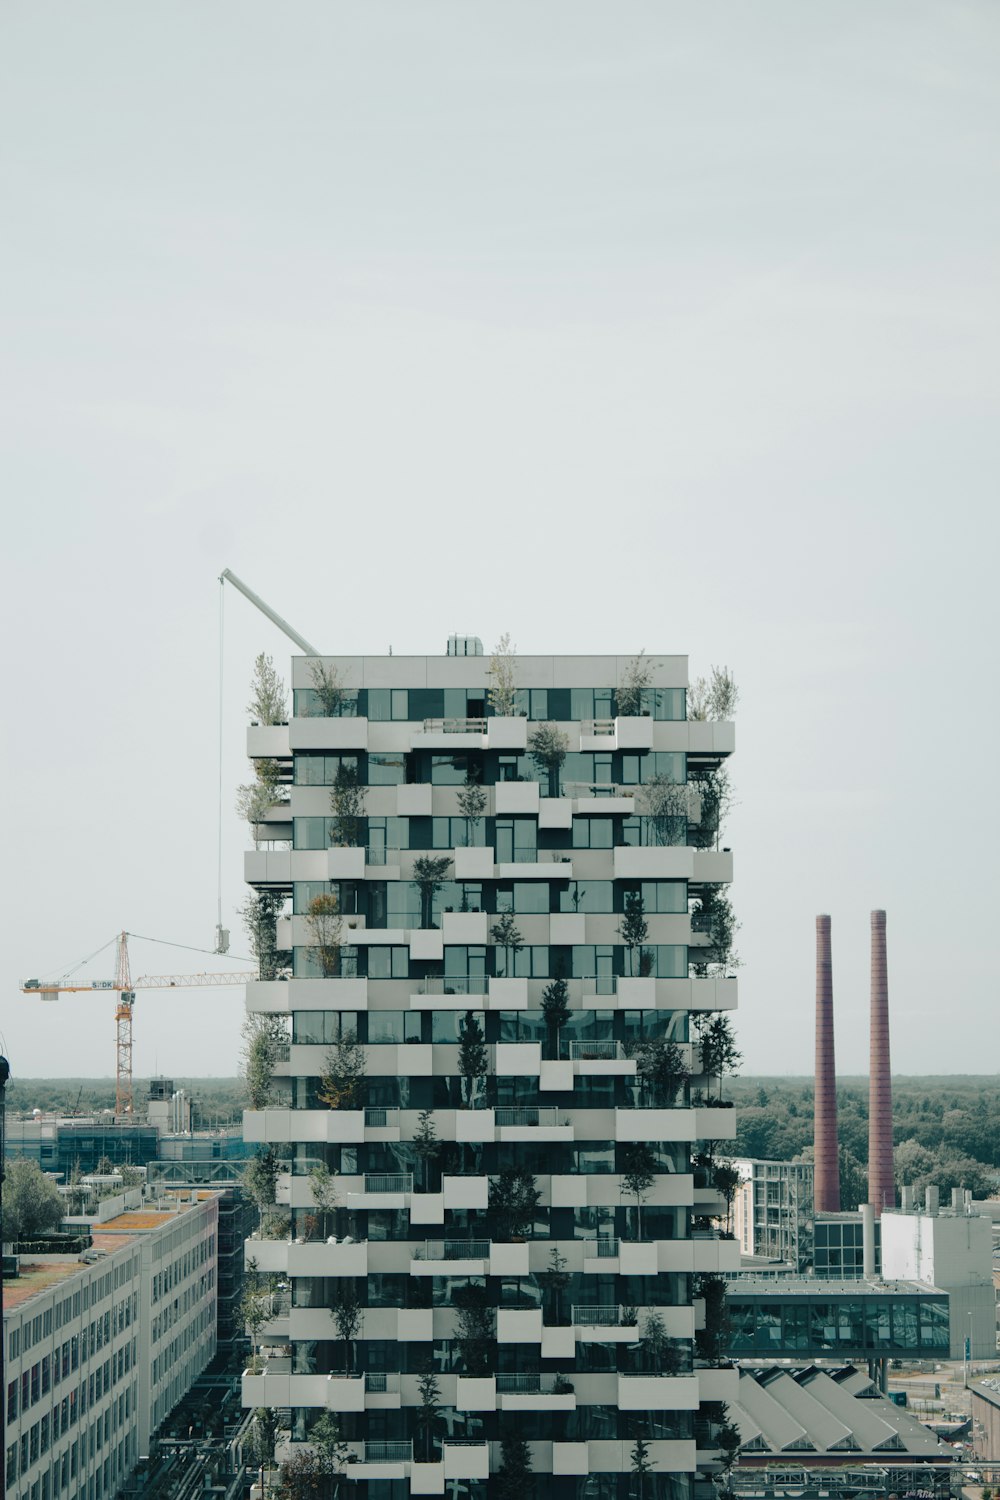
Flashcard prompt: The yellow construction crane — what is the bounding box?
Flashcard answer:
[21,932,255,1116]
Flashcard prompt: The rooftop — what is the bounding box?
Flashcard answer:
[728,1277,944,1298]
[3,1231,137,1314]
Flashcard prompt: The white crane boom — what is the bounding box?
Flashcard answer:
[219,568,320,656]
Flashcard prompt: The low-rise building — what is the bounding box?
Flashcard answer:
[880,1199,994,1359]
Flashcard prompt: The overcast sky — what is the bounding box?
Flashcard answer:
[2,2,998,1088]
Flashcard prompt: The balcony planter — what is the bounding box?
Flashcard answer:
[552,1443,590,1475]
[411,1462,445,1494]
[442,1443,489,1480]
[455,1376,496,1410]
[617,1374,700,1411]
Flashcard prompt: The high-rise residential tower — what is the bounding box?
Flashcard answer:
[240,647,739,1498]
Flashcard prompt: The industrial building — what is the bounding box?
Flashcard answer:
[880,1191,995,1359]
[3,1192,220,1499]
[732,1159,813,1269]
[239,646,740,1497]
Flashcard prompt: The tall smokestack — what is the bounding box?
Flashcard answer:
[814,915,840,1212]
[868,909,894,1214]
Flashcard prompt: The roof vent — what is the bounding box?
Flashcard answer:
[446,635,483,657]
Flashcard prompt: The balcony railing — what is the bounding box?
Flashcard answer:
[495,1107,558,1128]
[569,1040,625,1060]
[572,1304,637,1327]
[364,1372,399,1394]
[422,717,487,735]
[587,1237,620,1258]
[358,1441,412,1464]
[364,845,401,866]
[416,975,487,996]
[362,1173,413,1194]
[273,1042,291,1062]
[581,718,616,737]
[364,1108,400,1128]
[417,1240,491,1261]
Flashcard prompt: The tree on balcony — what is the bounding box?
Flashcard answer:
[617,649,654,717]
[275,1445,340,1500]
[541,976,571,1060]
[239,1264,273,1371]
[619,892,651,977]
[528,721,569,797]
[637,773,689,847]
[489,911,524,977]
[241,891,285,981]
[453,1281,496,1375]
[488,633,518,717]
[497,1429,533,1500]
[690,886,740,975]
[489,1166,541,1241]
[241,1013,287,1110]
[305,892,343,977]
[541,1246,571,1325]
[334,1284,362,1374]
[688,765,733,851]
[248,651,287,725]
[688,666,739,722]
[694,1274,732,1364]
[629,1435,655,1500]
[710,1161,741,1233]
[318,1032,366,1111]
[236,756,282,850]
[329,763,366,847]
[621,1142,657,1240]
[413,1110,442,1192]
[309,659,345,717]
[639,1311,683,1375]
[413,855,452,929]
[458,1011,489,1108]
[245,1406,277,1499]
[693,1013,742,1103]
[457,768,487,847]
[243,1147,280,1223]
[633,1036,689,1108]
[415,1370,443,1461]
[308,1163,339,1238]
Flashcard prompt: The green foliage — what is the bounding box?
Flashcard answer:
[248,652,287,725]
[305,892,342,976]
[688,666,739,722]
[617,650,654,717]
[318,1032,366,1111]
[489,1165,541,1240]
[329,763,366,847]
[688,765,734,849]
[456,770,487,844]
[415,1370,443,1460]
[694,1012,742,1100]
[633,1036,689,1107]
[618,892,650,976]
[497,1429,533,1500]
[4,1159,64,1242]
[333,1284,362,1372]
[413,855,452,929]
[541,1245,571,1323]
[489,911,524,977]
[695,1274,732,1364]
[528,721,570,795]
[630,1434,655,1499]
[639,1310,682,1375]
[309,659,344,717]
[242,1145,280,1214]
[636,773,689,846]
[457,1010,489,1107]
[541,976,571,1059]
[488,633,518,717]
[241,890,285,981]
[453,1280,496,1374]
[621,1142,657,1237]
[275,1445,339,1499]
[242,1013,288,1109]
[412,1109,441,1191]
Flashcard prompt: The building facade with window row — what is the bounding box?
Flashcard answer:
[241,650,739,1500]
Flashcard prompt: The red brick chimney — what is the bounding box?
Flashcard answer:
[814,915,840,1212]
[868,909,894,1214]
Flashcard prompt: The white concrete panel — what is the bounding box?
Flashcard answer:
[494,781,540,814]
[442,912,488,945]
[550,913,586,946]
[396,784,433,816]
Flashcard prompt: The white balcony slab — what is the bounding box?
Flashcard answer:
[409,989,486,1011]
[409,1193,445,1225]
[288,1241,369,1277]
[244,1238,288,1273]
[698,1367,740,1403]
[587,1439,697,1474]
[441,911,488,945]
[442,1444,489,1480]
[244,850,293,886]
[289,717,369,750]
[327,846,367,879]
[615,1108,695,1143]
[494,1041,541,1076]
[552,1443,590,1476]
[613,846,694,880]
[454,1108,495,1142]
[410,1255,486,1278]
[691,849,734,884]
[539,1060,574,1092]
[499,1391,576,1412]
[617,1374,700,1411]
[497,860,572,879]
[488,1242,530,1277]
[397,1309,434,1342]
[486,976,528,1010]
[614,716,655,749]
[541,1325,577,1360]
[396,784,433,816]
[497,1308,543,1344]
[573,796,635,816]
[618,1241,658,1275]
[455,1377,496,1411]
[486,717,528,750]
[498,1124,573,1143]
[411,1462,445,1494]
[325,1375,367,1412]
[396,1044,434,1076]
[550,1175,588,1208]
[442,1175,488,1210]
[454,846,495,880]
[248,723,291,759]
[538,799,573,829]
[409,930,444,962]
[549,912,585,945]
[693,1106,737,1139]
[494,781,540,814]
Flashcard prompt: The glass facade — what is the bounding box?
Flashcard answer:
[726,1286,949,1357]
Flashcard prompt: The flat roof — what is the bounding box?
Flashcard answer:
[3,1233,137,1314]
[728,1278,944,1297]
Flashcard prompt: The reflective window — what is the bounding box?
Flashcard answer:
[366,688,409,721]
[430,754,473,785]
[367,753,407,785]
[558,881,614,913]
[294,753,359,786]
[495,882,550,915]
[620,752,686,786]
[365,946,409,979]
[571,818,614,849]
[511,689,549,720]
[495,818,538,863]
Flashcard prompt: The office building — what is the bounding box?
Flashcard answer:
[732,1159,813,1269]
[240,647,739,1497]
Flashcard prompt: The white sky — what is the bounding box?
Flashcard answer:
[1,2,998,1085]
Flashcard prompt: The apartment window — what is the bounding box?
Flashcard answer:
[562,752,613,790]
[495,818,537,863]
[293,880,361,915]
[292,1012,359,1045]
[430,816,484,849]
[429,754,473,785]
[495,882,549,915]
[366,688,408,721]
[571,818,613,849]
[367,1011,422,1045]
[620,751,685,785]
[365,947,409,980]
[511,688,548,720]
[367,817,408,858]
[558,880,613,913]
[570,688,615,721]
[293,752,359,786]
[367,753,407,785]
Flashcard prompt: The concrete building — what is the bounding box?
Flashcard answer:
[880,1195,994,1358]
[812,1211,881,1279]
[239,647,739,1498]
[3,1193,219,1499]
[733,1159,813,1268]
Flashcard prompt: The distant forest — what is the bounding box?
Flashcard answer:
[732,1075,1000,1206]
[8,1074,1000,1205]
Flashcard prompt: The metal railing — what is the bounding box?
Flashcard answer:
[494,1106,559,1128]
[364,845,401,866]
[359,1441,413,1464]
[564,780,632,798]
[268,1291,291,1316]
[421,717,487,735]
[418,1240,491,1261]
[364,1372,399,1394]
[417,975,487,996]
[261,1356,291,1373]
[364,1108,400,1128]
[581,718,616,736]
[569,1039,625,1060]
[496,1373,542,1393]
[572,1305,637,1327]
[273,1042,291,1062]
[362,1173,413,1194]
[587,1238,620,1258]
